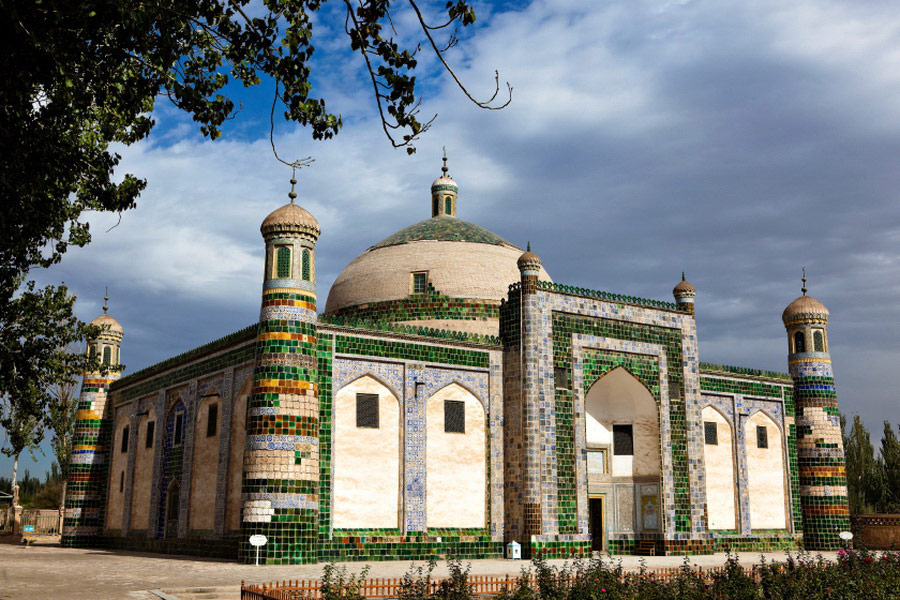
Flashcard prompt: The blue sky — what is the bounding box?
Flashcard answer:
[4,0,899,479]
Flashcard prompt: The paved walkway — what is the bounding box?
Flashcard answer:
[0,539,839,600]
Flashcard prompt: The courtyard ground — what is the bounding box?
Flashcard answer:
[0,538,839,600]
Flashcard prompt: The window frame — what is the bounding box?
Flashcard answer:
[174,412,184,446]
[444,399,466,434]
[793,330,806,353]
[206,403,218,437]
[612,424,634,456]
[356,393,380,429]
[756,425,769,449]
[120,425,130,453]
[275,245,292,279]
[411,271,427,295]
[145,420,155,449]
[704,421,718,446]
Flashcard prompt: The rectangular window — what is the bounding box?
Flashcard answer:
[356,393,379,428]
[756,425,768,449]
[174,413,184,446]
[206,404,218,437]
[120,426,129,453]
[554,366,570,389]
[613,424,634,455]
[145,421,155,449]
[444,400,465,433]
[412,272,427,294]
[119,470,125,493]
[704,421,718,445]
[276,246,291,278]
[586,449,607,475]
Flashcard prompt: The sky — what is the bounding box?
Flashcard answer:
[4,0,899,479]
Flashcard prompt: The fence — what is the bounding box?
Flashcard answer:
[21,509,62,536]
[241,566,766,600]
[852,514,900,550]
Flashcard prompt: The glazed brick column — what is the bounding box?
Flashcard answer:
[62,316,123,547]
[240,193,321,564]
[783,290,849,550]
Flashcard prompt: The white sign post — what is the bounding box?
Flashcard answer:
[249,534,268,566]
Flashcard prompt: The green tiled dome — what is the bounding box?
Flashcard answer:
[368,216,516,251]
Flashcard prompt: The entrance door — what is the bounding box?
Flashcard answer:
[589,497,605,551]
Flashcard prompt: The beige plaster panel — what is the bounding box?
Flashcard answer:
[585,368,660,478]
[105,409,131,531]
[425,383,487,528]
[129,408,156,531]
[325,240,552,313]
[189,396,221,531]
[226,378,252,531]
[395,318,500,337]
[745,411,787,530]
[701,407,737,530]
[333,377,401,529]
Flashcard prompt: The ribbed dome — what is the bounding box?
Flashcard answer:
[368,216,512,250]
[431,175,458,193]
[90,313,123,334]
[782,295,829,323]
[673,279,696,296]
[261,203,320,238]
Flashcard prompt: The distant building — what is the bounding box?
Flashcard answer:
[62,160,849,562]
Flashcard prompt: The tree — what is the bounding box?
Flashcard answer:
[842,414,882,515]
[47,362,81,513]
[0,390,44,507]
[1,1,507,433]
[878,421,900,513]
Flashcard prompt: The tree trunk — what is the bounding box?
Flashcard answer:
[11,453,19,507]
[58,479,67,533]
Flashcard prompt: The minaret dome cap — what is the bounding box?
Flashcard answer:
[90,313,124,334]
[673,273,696,298]
[782,295,829,323]
[261,203,320,238]
[517,248,542,271]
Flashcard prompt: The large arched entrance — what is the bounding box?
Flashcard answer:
[584,367,661,549]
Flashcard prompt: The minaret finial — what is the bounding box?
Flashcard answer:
[801,267,807,296]
[527,241,531,252]
[441,147,449,177]
[103,286,109,314]
[288,166,298,205]
[681,271,686,281]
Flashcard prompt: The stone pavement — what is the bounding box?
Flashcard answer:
[0,540,839,600]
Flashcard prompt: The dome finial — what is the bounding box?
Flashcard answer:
[527,241,531,252]
[441,146,449,177]
[103,286,109,314]
[681,271,686,281]
[801,267,807,296]
[288,166,298,205]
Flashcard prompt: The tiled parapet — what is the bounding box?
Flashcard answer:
[323,287,500,327]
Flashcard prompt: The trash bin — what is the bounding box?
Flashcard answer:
[506,540,521,559]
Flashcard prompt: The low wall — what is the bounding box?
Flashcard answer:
[851,514,900,550]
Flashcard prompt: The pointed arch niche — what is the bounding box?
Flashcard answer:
[745,410,788,530]
[425,382,487,529]
[333,375,401,529]
[700,406,737,530]
[585,367,661,533]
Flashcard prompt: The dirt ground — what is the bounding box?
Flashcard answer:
[0,538,839,600]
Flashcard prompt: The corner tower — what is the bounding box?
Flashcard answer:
[782,272,849,550]
[240,175,321,564]
[673,273,696,315]
[62,293,124,547]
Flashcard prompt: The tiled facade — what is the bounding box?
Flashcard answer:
[62,177,850,562]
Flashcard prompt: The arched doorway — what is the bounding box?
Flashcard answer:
[584,367,661,548]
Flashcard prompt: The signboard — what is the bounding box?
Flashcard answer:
[23,525,35,533]
[249,534,267,565]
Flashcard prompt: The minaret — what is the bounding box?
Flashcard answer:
[673,272,696,315]
[62,290,124,547]
[782,271,849,550]
[240,173,321,564]
[431,149,458,217]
